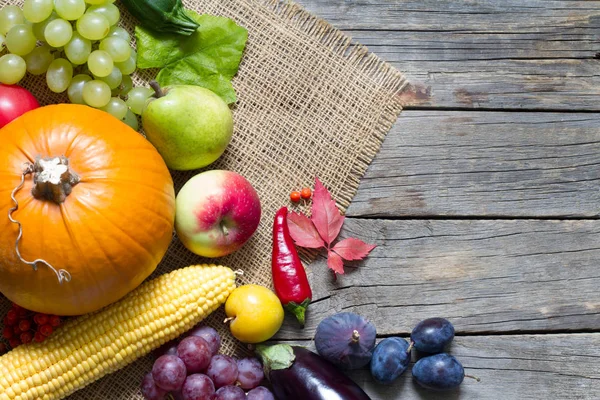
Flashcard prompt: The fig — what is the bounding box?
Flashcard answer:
[314,312,376,370]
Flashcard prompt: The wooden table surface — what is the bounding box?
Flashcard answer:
[274,1,600,399]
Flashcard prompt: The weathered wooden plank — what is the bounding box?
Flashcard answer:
[276,219,600,339]
[345,110,600,218]
[297,0,600,110]
[282,334,600,400]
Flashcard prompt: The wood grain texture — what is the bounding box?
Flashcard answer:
[276,218,600,339]
[297,0,600,110]
[345,110,600,218]
[283,334,600,400]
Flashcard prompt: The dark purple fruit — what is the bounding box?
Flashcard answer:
[314,312,377,369]
[370,337,411,384]
[410,317,454,354]
[412,353,464,390]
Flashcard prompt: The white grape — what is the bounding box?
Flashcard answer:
[86,4,119,26]
[44,18,73,48]
[97,66,122,89]
[0,54,26,84]
[125,86,154,115]
[82,79,111,107]
[87,50,113,77]
[84,0,111,4]
[100,97,128,119]
[0,5,24,36]
[5,24,36,56]
[119,74,133,95]
[64,32,91,65]
[67,73,92,104]
[46,58,73,93]
[76,12,109,41]
[23,0,54,23]
[99,36,130,63]
[0,33,4,51]
[107,26,130,42]
[54,0,86,21]
[115,49,136,75]
[32,12,57,41]
[25,45,54,75]
[121,109,138,130]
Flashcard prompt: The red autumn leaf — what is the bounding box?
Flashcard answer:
[287,211,325,249]
[327,250,345,275]
[332,237,376,261]
[311,177,345,246]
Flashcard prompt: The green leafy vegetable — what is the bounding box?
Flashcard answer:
[136,11,248,103]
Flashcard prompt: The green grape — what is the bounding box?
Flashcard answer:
[125,86,154,115]
[24,44,54,75]
[54,0,86,21]
[119,74,133,95]
[107,26,130,42]
[87,49,113,77]
[23,0,54,23]
[32,12,57,41]
[44,18,72,48]
[82,79,111,107]
[121,109,138,130]
[86,4,119,26]
[0,54,26,84]
[84,0,110,4]
[64,32,91,65]
[99,36,130,63]
[67,73,92,104]
[0,33,4,51]
[97,65,121,89]
[0,5,24,35]
[100,97,127,119]
[76,12,109,40]
[114,49,136,75]
[5,24,36,56]
[46,58,73,93]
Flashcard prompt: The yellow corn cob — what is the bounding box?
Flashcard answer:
[0,264,236,400]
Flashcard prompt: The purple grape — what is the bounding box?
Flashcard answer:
[177,336,212,373]
[153,339,179,360]
[181,374,215,400]
[206,355,238,388]
[141,372,167,400]
[246,386,275,400]
[212,385,246,399]
[188,325,221,356]
[152,355,187,392]
[236,357,264,389]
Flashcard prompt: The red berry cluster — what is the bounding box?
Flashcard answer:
[290,187,312,203]
[1,303,62,350]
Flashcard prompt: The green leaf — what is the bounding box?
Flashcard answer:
[255,344,296,377]
[135,11,248,103]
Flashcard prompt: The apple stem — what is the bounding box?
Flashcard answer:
[223,316,236,324]
[221,221,229,237]
[149,81,165,98]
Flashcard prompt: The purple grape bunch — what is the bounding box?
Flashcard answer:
[141,324,273,400]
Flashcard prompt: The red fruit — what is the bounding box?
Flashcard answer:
[9,338,20,348]
[34,332,45,343]
[49,315,61,327]
[300,187,312,200]
[19,319,32,332]
[20,332,33,344]
[34,313,49,326]
[13,326,20,335]
[0,84,40,128]
[40,324,53,337]
[6,309,18,322]
[2,327,14,339]
[290,191,301,202]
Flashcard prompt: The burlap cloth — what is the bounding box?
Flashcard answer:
[0,0,406,397]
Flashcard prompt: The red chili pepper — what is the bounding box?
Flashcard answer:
[271,206,312,326]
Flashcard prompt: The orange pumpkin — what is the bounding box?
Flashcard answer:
[0,104,175,315]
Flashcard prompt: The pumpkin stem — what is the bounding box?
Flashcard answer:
[351,329,360,343]
[7,162,72,285]
[31,156,80,204]
[150,81,165,98]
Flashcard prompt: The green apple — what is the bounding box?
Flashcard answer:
[141,85,233,170]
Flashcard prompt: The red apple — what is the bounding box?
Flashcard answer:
[0,84,39,128]
[175,170,261,257]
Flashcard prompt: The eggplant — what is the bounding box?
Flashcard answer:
[255,344,372,400]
